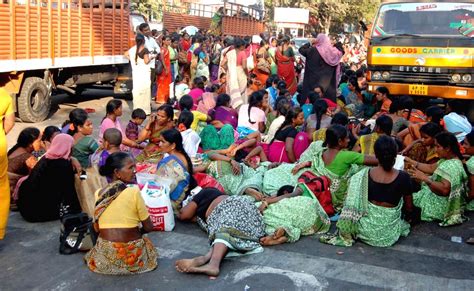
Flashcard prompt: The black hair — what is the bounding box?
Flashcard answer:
[420,122,442,138]
[266,75,280,89]
[103,128,122,147]
[42,126,60,142]
[259,39,268,47]
[66,108,89,136]
[219,72,226,79]
[375,115,393,135]
[193,77,205,90]
[307,92,320,104]
[313,99,328,130]
[399,95,414,121]
[277,80,287,91]
[161,129,197,193]
[297,92,307,106]
[435,131,468,176]
[178,110,194,129]
[216,94,231,107]
[339,74,349,84]
[425,106,444,125]
[348,76,361,93]
[247,91,264,124]
[8,127,41,156]
[105,99,122,118]
[234,37,246,49]
[331,112,349,126]
[99,152,133,178]
[135,34,146,64]
[376,86,389,97]
[276,98,290,116]
[279,89,289,97]
[138,23,149,32]
[172,74,185,102]
[374,135,398,171]
[314,86,325,96]
[179,95,194,111]
[324,124,348,148]
[277,185,294,197]
[388,98,400,114]
[271,107,302,144]
[465,130,474,146]
[447,100,466,115]
[131,108,147,120]
[157,104,174,121]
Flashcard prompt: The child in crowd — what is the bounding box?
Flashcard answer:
[216,72,227,94]
[266,75,280,109]
[178,110,201,158]
[170,75,191,103]
[179,95,210,133]
[98,128,122,172]
[126,108,147,157]
[188,77,206,109]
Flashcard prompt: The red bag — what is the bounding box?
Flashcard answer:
[193,173,225,193]
[297,171,334,216]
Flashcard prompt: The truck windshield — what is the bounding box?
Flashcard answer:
[373,2,474,37]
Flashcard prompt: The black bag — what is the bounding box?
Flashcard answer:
[155,55,164,75]
[59,213,97,255]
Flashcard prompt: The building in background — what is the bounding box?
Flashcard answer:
[274,7,309,37]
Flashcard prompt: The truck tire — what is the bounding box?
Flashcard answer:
[17,77,51,122]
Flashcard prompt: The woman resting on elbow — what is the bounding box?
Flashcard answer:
[406,132,468,226]
[268,107,305,163]
[176,188,265,277]
[85,152,158,275]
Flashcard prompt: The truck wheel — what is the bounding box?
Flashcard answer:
[17,77,51,122]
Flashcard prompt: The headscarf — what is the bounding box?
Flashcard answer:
[44,133,74,160]
[315,34,343,67]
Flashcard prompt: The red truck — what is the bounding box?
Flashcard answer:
[0,0,145,122]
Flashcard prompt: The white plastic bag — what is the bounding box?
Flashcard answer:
[141,182,175,231]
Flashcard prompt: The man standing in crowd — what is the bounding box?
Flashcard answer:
[139,23,161,100]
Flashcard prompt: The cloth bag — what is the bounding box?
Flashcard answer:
[75,166,108,217]
[141,182,175,231]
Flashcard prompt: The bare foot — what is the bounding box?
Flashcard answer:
[186,263,220,277]
[260,236,283,246]
[273,228,286,239]
[175,255,210,273]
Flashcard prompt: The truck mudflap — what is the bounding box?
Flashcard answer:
[368,82,474,100]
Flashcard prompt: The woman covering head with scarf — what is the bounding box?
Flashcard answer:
[299,33,343,100]
[17,134,82,222]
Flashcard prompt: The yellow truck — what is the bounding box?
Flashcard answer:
[367,0,473,111]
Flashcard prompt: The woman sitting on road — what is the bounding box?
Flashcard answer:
[155,129,197,214]
[17,134,82,222]
[402,122,442,165]
[176,188,265,278]
[68,108,99,169]
[85,152,158,275]
[320,136,414,247]
[406,132,468,226]
[7,127,41,209]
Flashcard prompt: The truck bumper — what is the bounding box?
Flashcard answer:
[368,82,474,100]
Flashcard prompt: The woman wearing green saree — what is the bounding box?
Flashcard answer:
[320,136,413,247]
[259,186,330,246]
[406,132,468,226]
[263,125,377,211]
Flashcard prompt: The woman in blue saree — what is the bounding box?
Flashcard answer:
[156,129,197,214]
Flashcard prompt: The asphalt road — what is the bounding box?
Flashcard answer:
[2,89,474,290]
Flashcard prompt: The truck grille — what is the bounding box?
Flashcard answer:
[388,71,451,84]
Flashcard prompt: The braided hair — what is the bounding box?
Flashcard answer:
[435,132,468,177]
[271,107,302,144]
[313,99,328,130]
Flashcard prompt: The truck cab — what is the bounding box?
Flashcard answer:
[367,1,473,105]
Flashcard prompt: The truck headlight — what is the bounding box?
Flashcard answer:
[451,74,461,82]
[382,71,390,80]
[462,74,472,83]
[372,71,382,80]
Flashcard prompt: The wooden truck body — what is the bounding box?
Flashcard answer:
[0,0,144,122]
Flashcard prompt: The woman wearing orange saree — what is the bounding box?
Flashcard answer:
[254,40,271,90]
[275,37,297,95]
[156,36,172,104]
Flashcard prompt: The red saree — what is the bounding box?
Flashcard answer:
[275,49,297,94]
[156,48,171,103]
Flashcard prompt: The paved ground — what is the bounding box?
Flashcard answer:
[2,90,474,290]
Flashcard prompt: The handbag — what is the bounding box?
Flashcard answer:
[59,212,97,255]
[298,171,334,215]
[257,58,270,73]
[155,55,164,75]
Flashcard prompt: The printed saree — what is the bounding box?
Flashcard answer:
[413,159,468,226]
[320,168,410,247]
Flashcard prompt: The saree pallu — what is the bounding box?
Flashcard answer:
[313,128,327,142]
[413,159,468,226]
[275,50,297,94]
[84,237,158,275]
[206,196,265,254]
[262,196,330,243]
[320,168,410,247]
[200,124,235,151]
[268,141,289,163]
[156,155,190,214]
[404,142,438,167]
[135,128,166,163]
[207,160,267,196]
[156,48,171,103]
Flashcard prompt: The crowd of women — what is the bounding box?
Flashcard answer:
[1,31,473,278]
